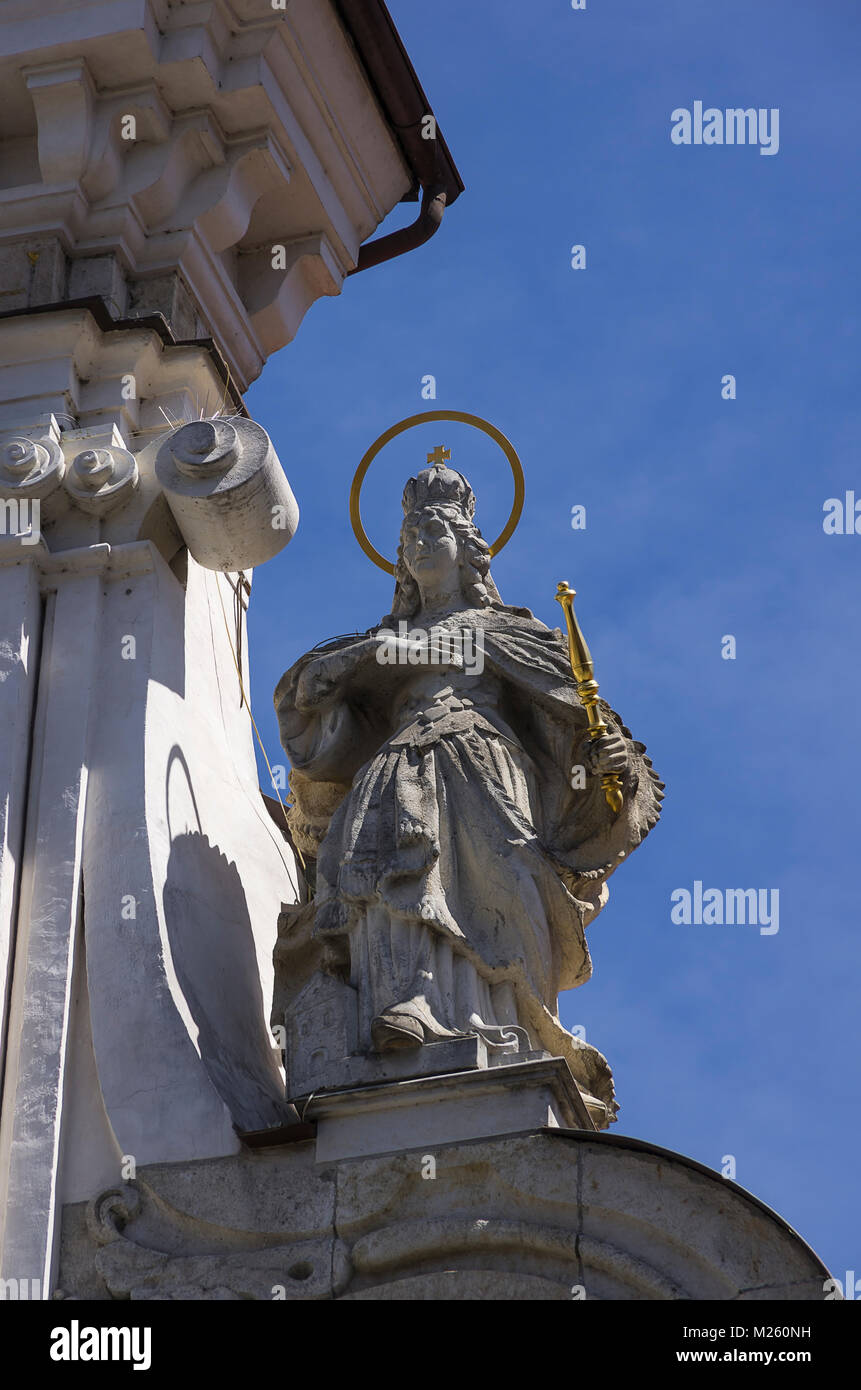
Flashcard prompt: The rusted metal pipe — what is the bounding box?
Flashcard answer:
[334,0,463,276]
[348,183,447,275]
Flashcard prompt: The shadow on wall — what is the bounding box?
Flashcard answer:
[163,747,290,1132]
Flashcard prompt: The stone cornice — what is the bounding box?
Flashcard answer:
[0,0,417,388]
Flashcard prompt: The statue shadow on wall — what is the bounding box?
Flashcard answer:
[162,747,292,1133]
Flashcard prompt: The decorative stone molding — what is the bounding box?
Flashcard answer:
[156,416,298,571]
[64,444,138,515]
[239,233,341,358]
[168,421,240,480]
[0,1,416,388]
[85,1180,349,1301]
[0,431,64,500]
[59,1132,833,1301]
[0,309,234,442]
[86,1185,142,1248]
[0,313,298,566]
[24,59,95,186]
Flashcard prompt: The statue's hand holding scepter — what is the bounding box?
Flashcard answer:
[555,581,626,815]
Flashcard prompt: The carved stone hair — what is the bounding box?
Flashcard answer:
[381,464,502,621]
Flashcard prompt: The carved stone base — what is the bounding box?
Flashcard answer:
[58,1126,833,1302]
[305,1055,595,1162]
[291,1033,489,1098]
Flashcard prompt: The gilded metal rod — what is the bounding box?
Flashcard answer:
[555,581,624,816]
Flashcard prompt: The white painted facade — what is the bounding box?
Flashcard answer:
[0,0,426,1296]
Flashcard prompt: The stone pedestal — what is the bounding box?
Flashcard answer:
[57,1105,834,1301]
[307,1055,595,1163]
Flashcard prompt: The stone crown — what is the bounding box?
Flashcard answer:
[402,464,476,519]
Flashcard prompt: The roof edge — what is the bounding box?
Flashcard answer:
[333,0,464,207]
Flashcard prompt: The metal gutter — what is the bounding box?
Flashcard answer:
[333,0,465,274]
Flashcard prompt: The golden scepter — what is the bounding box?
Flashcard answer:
[555,580,623,815]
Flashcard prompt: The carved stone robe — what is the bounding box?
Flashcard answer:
[275,604,663,1122]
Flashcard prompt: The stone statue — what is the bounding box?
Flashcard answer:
[274,461,664,1125]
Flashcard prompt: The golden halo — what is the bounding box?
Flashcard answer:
[349,409,525,576]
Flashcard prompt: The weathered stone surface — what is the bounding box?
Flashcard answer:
[293,1033,491,1099]
[94,1238,345,1302]
[155,418,299,572]
[343,1272,572,1300]
[0,569,102,1292]
[57,1129,833,1301]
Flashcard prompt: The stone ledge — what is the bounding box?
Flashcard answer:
[304,1055,596,1162]
[57,1129,834,1301]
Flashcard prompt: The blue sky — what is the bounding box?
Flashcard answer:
[247,0,860,1279]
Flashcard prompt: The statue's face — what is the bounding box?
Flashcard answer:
[402,508,460,589]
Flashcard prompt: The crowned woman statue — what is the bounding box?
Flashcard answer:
[274,458,663,1126]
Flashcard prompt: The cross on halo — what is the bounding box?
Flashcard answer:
[426,445,451,467]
